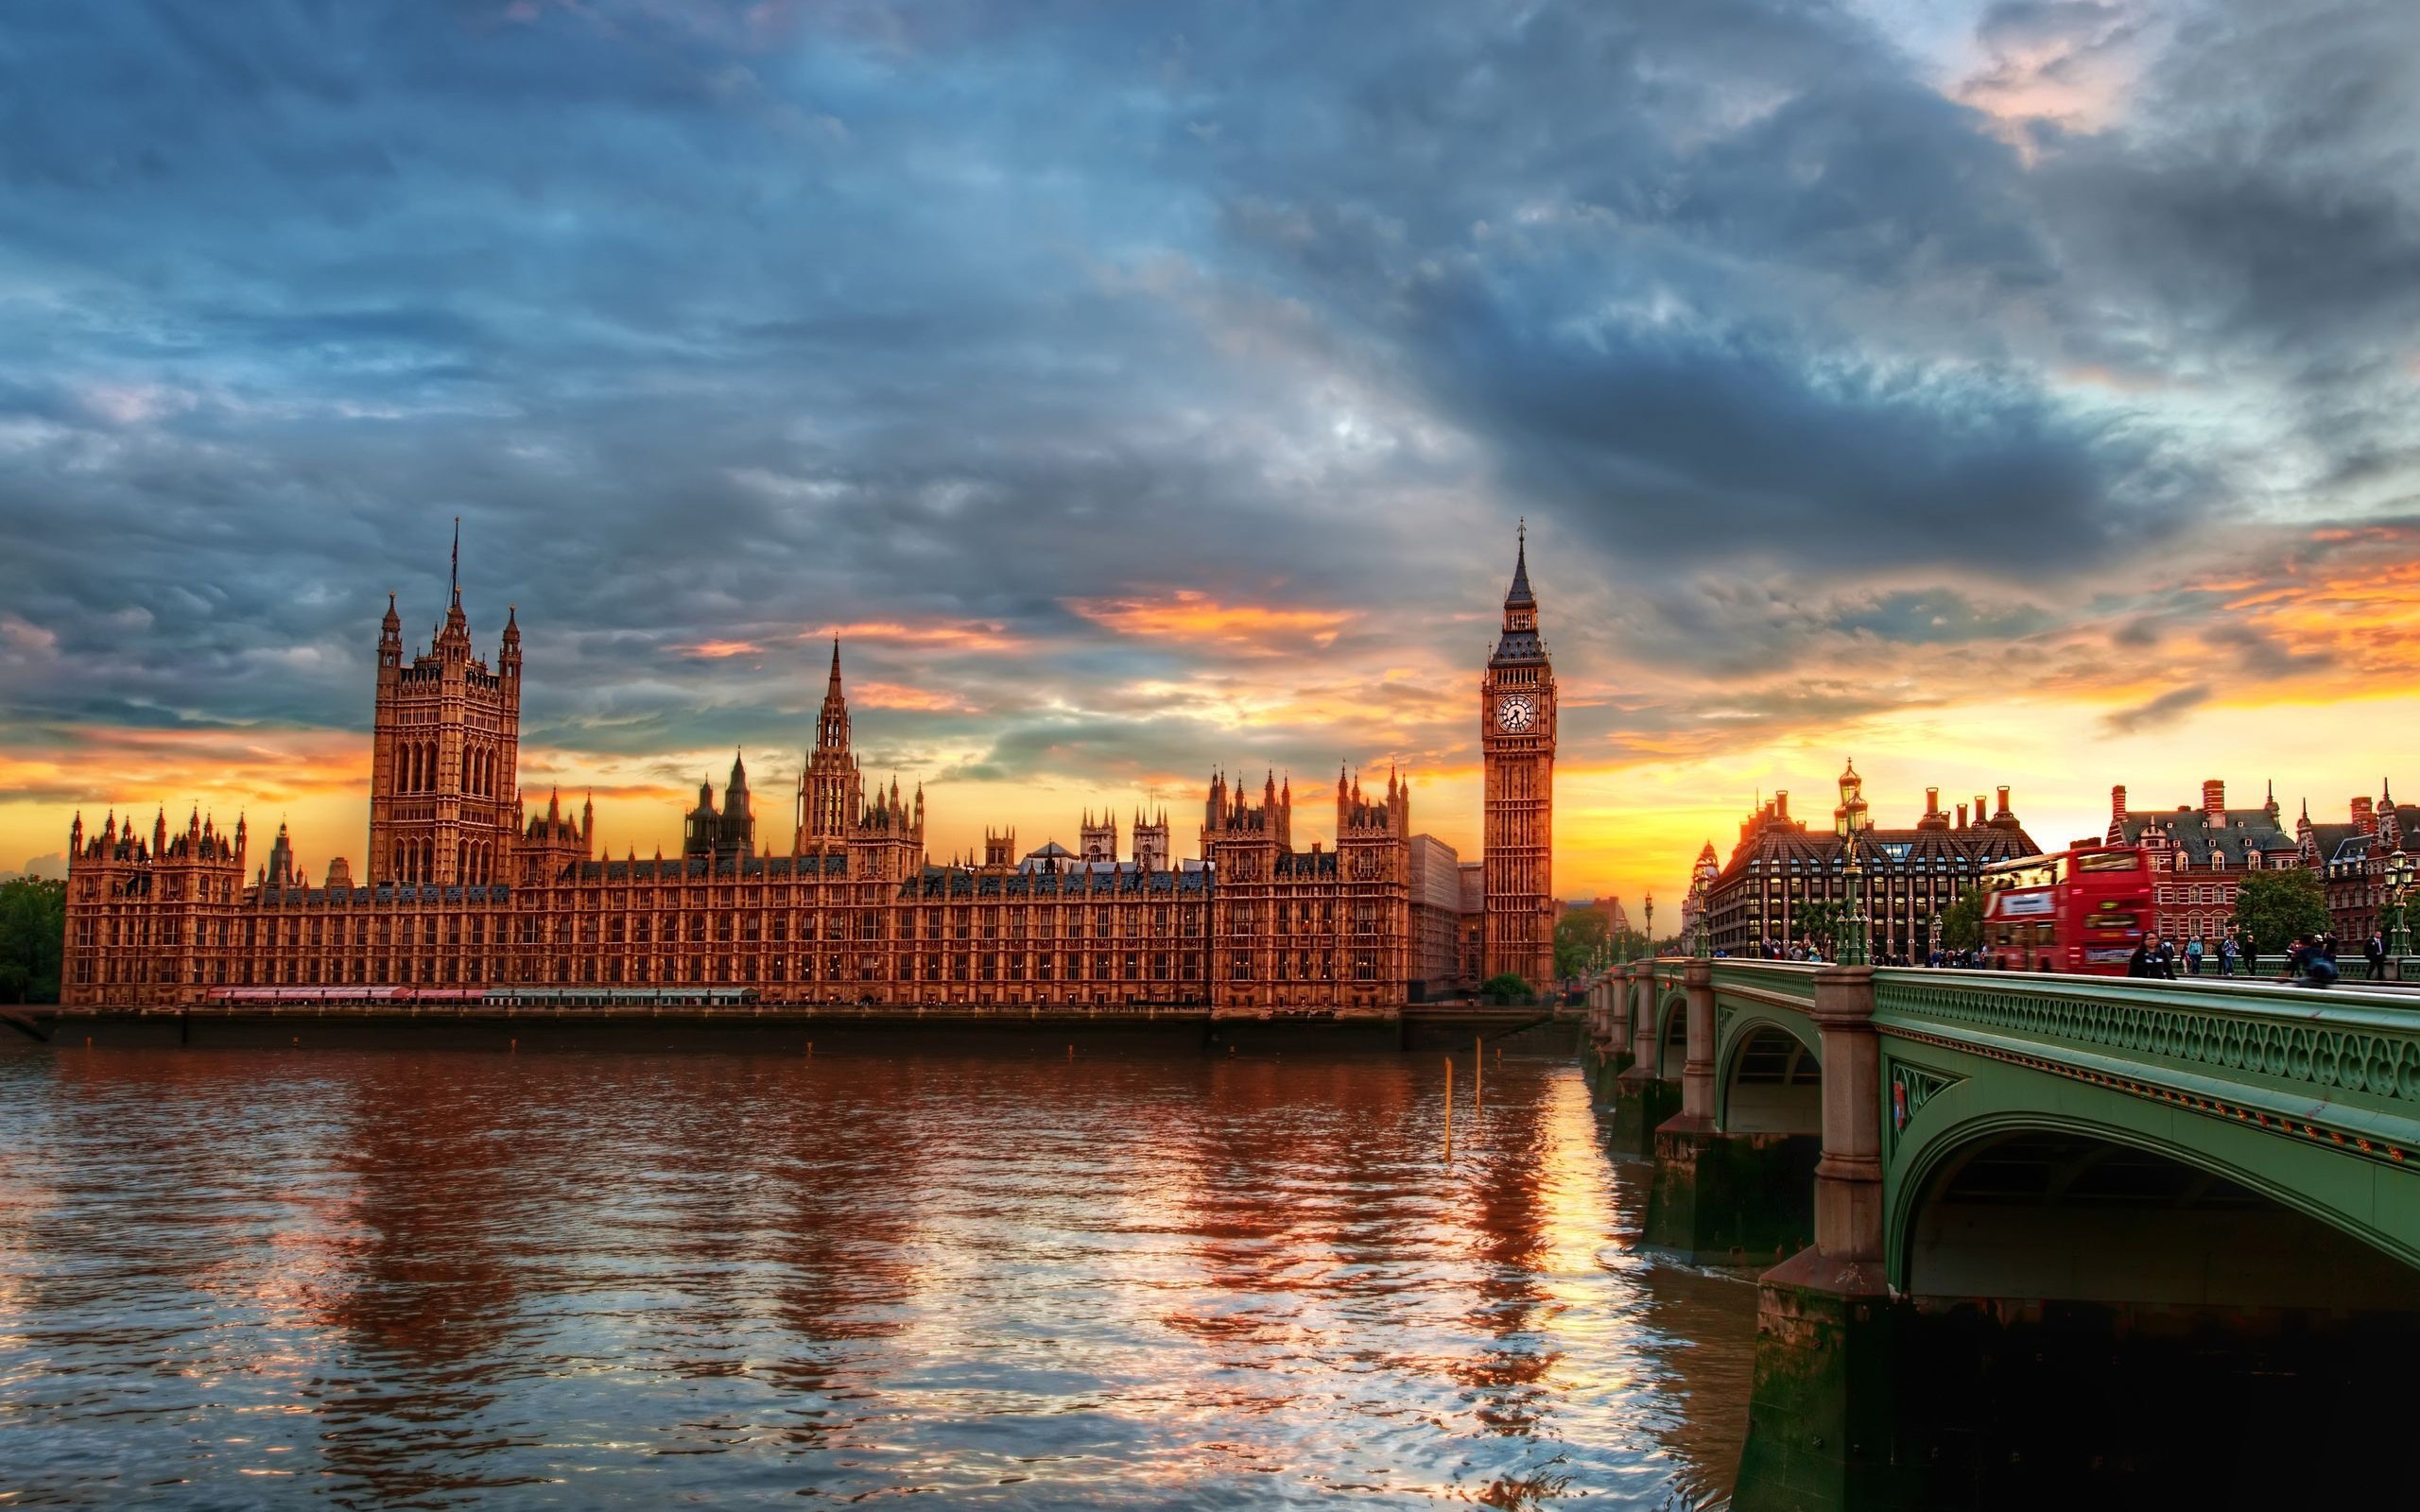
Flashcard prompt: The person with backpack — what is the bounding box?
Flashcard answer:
[2185,937,2204,976]
[2218,934,2238,977]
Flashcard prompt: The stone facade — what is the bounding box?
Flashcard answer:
[1677,842,1719,943]
[1406,833,1468,1000]
[368,573,523,887]
[1703,769,2037,958]
[63,580,1417,1018]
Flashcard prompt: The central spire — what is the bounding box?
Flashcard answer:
[1491,521,1543,662]
[1505,517,1534,609]
[819,639,850,752]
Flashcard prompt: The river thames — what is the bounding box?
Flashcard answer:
[0,1046,1755,1507]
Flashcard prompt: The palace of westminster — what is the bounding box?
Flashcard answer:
[60,538,1562,1015]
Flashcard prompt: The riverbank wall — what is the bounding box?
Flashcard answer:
[4,1005,1582,1057]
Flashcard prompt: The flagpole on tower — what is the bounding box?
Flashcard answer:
[450,515,460,601]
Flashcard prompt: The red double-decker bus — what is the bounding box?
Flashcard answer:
[1979,845,2152,974]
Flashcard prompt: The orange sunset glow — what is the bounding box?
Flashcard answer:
[15,518,2420,922]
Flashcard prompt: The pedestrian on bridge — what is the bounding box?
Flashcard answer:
[2280,936,2340,988]
[2127,940,2170,979]
[2367,931,2387,977]
[2185,937,2204,975]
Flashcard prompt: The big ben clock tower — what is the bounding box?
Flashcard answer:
[1481,524,1556,988]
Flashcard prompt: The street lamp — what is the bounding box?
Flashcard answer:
[1691,878,1711,959]
[2389,849,2414,958]
[1644,891,1655,955]
[1839,840,1871,966]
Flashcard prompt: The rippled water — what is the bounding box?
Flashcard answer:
[0,1046,1754,1507]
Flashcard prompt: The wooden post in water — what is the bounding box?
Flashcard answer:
[1443,1057,1454,1160]
[1475,1036,1483,1111]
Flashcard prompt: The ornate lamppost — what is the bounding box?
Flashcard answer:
[1927,910,1943,965]
[1691,878,1711,959]
[2388,849,2414,959]
[1839,840,1871,966]
[1644,891,1655,955]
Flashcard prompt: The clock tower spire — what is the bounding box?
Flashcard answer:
[1480,522,1556,988]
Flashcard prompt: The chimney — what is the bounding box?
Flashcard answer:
[1996,785,2013,820]
[1775,790,1789,820]
[2111,784,2127,825]
[2202,779,2224,819]
[2353,796,2377,835]
[1974,795,1988,826]
[1957,802,1969,828]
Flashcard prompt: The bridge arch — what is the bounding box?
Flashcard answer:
[1653,991,1689,1079]
[1892,1108,2420,1301]
[1717,1019,1823,1134]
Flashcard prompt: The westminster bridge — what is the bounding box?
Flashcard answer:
[1586,957,2420,1510]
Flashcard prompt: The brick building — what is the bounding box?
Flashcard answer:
[2104,781,2300,944]
[2299,783,2420,941]
[1702,765,2037,958]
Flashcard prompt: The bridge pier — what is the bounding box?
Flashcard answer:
[1607,963,1675,1158]
[1645,961,1817,1262]
[1584,972,1629,1107]
[1735,965,1920,1512]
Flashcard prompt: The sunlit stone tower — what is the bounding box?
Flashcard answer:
[1480,525,1556,987]
[796,640,862,854]
[368,527,522,886]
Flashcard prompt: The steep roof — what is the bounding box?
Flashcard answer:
[2115,805,2296,865]
[1716,824,2035,886]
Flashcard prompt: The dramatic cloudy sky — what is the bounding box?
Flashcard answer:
[6,0,2420,909]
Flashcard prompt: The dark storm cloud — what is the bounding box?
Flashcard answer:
[2015,0,2420,485]
[0,0,2412,788]
[1176,0,2200,576]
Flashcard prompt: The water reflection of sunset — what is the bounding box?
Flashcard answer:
[0,1048,1753,1506]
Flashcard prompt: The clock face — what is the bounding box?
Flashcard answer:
[1495,694,1536,732]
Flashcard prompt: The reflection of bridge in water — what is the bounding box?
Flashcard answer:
[1586,958,2420,1510]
